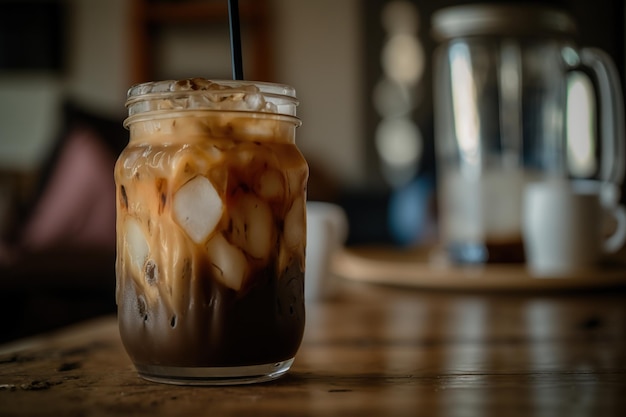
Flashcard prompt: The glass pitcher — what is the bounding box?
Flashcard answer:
[431,3,625,264]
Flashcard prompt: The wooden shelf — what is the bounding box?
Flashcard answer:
[145,1,258,23]
[129,0,273,85]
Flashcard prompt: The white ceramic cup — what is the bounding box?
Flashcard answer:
[522,179,626,276]
[305,201,348,300]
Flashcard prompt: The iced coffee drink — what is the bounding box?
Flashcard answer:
[115,79,308,385]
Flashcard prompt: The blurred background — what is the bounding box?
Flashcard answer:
[1,0,624,341]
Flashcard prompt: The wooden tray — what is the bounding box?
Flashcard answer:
[332,246,626,292]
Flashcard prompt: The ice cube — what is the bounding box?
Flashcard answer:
[240,119,276,138]
[230,194,274,260]
[125,218,149,270]
[244,93,263,111]
[283,198,305,250]
[206,233,248,291]
[286,165,308,198]
[255,169,285,201]
[236,146,256,166]
[227,94,248,111]
[170,147,202,177]
[266,102,278,113]
[173,78,214,91]
[277,243,293,275]
[173,176,223,244]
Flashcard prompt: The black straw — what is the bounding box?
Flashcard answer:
[228,0,244,80]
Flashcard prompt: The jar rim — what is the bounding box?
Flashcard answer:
[126,79,297,104]
[431,4,577,41]
[124,79,300,128]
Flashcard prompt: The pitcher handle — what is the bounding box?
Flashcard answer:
[579,48,626,188]
[604,204,626,253]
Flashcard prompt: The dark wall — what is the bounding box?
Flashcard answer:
[362,0,625,187]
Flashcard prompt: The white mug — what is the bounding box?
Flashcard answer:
[522,179,626,276]
[305,201,348,300]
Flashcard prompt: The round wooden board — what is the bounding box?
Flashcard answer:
[332,246,626,292]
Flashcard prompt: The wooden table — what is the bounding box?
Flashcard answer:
[1,279,625,416]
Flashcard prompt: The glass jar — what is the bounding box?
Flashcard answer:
[115,78,308,385]
[431,4,625,264]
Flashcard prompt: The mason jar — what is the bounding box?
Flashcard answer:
[115,78,308,385]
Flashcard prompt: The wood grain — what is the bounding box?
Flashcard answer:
[1,281,625,416]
